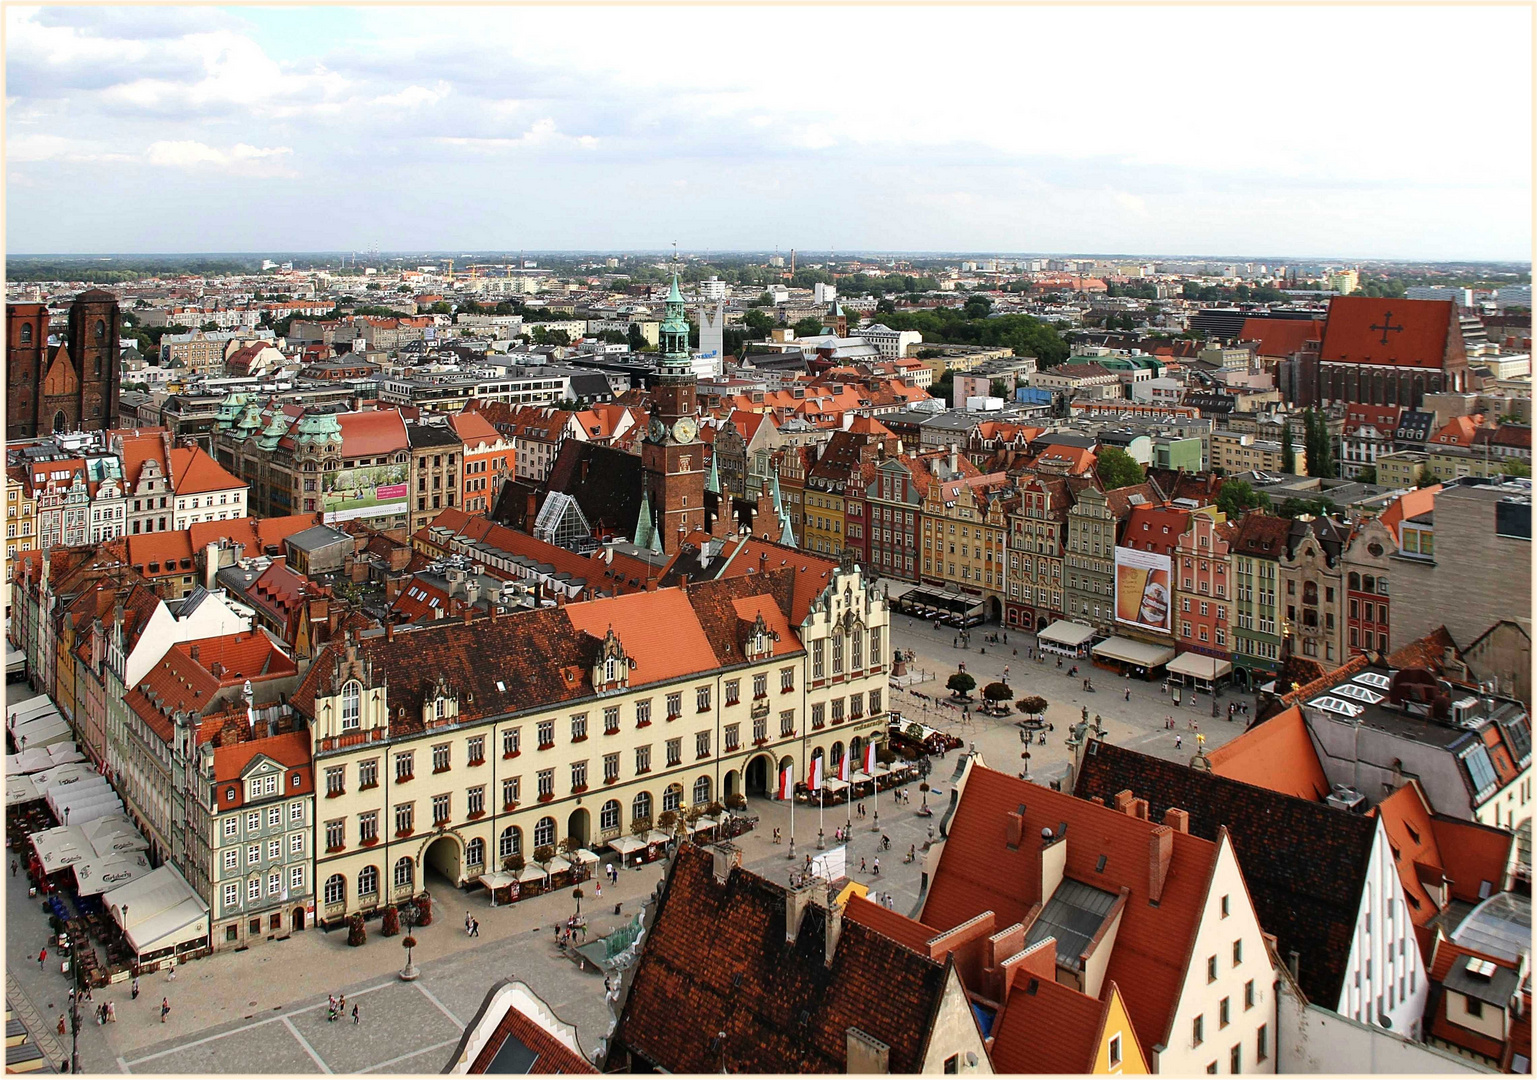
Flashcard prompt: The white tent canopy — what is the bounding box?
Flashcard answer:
[1091,636,1176,669]
[103,865,209,960]
[571,848,601,864]
[31,761,98,793]
[11,712,72,750]
[822,778,850,793]
[607,835,645,855]
[82,815,149,855]
[31,825,92,875]
[8,746,87,776]
[1166,652,1233,683]
[7,695,57,727]
[1037,620,1098,649]
[6,774,40,805]
[73,850,153,896]
[46,776,123,825]
[515,864,549,883]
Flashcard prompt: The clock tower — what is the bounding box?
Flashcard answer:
[637,273,706,553]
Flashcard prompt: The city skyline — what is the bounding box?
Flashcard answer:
[6,4,1532,260]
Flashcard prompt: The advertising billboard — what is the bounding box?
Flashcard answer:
[322,462,409,524]
[1114,547,1173,632]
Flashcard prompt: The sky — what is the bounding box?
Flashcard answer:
[5,4,1533,260]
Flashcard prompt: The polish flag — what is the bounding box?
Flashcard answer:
[808,755,823,791]
[777,761,795,801]
[863,742,878,775]
[837,752,851,783]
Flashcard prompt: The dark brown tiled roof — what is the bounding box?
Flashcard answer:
[1072,741,1374,1010]
[543,441,644,536]
[610,844,956,1074]
[1231,513,1291,558]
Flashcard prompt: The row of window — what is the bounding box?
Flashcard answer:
[221,833,305,872]
[221,799,306,838]
[223,865,305,912]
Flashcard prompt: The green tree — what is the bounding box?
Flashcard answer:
[946,672,976,700]
[1501,459,1531,478]
[1304,408,1336,479]
[1418,468,1442,488]
[1357,465,1378,484]
[1216,478,1266,519]
[741,309,775,338]
[1281,419,1296,474]
[1096,446,1145,489]
[876,298,897,315]
[626,324,646,352]
[793,316,825,339]
[963,294,994,319]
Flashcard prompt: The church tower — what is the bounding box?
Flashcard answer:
[638,273,706,553]
[6,289,121,441]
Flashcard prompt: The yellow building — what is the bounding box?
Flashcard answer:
[921,473,1012,620]
[1210,430,1306,477]
[1375,450,1428,489]
[6,468,39,619]
[802,487,845,557]
[292,561,890,925]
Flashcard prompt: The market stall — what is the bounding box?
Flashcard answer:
[1036,620,1098,658]
[1091,636,1175,677]
[102,865,210,967]
[1166,651,1233,691]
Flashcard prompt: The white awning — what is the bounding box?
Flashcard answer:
[1166,653,1234,682]
[31,761,97,792]
[1037,620,1098,648]
[686,817,714,834]
[6,774,40,805]
[32,825,91,874]
[571,847,601,864]
[1091,636,1176,669]
[516,864,549,883]
[11,713,72,749]
[823,779,850,793]
[7,748,53,775]
[103,865,209,958]
[607,835,645,855]
[478,871,517,890]
[852,770,874,783]
[545,856,572,875]
[643,829,672,847]
[81,815,149,855]
[7,695,56,726]
[73,850,152,896]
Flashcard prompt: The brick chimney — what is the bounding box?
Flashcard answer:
[1163,807,1190,834]
[785,882,815,944]
[1113,789,1135,813]
[1005,804,1025,849]
[1129,797,1149,821]
[1148,825,1174,904]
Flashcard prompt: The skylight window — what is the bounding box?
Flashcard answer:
[1309,696,1364,718]
[1332,683,1384,705]
[1353,671,1393,691]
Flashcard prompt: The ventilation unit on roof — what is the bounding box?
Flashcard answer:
[1326,784,1366,812]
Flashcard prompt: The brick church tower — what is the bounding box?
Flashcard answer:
[635,274,705,554]
[6,289,121,441]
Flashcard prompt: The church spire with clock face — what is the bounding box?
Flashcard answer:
[637,261,705,554]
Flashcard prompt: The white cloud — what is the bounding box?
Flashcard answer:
[145,140,295,174]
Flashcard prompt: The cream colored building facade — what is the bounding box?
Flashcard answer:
[296,562,890,925]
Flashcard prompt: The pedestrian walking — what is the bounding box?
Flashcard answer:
[131,976,140,1000]
[595,880,603,900]
[859,857,867,873]
[606,862,616,885]
[873,857,881,876]
[160,998,170,1023]
[9,859,16,877]
[106,1001,115,1024]
[1176,735,1183,750]
[38,947,46,971]
[352,1004,360,1025]
[166,965,176,982]
[57,1015,66,1037]
[472,918,481,937]
[466,910,472,934]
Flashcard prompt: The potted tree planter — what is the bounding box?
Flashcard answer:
[399,935,419,981]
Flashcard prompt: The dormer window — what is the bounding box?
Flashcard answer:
[341,680,361,730]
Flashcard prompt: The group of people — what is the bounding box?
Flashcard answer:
[463,911,481,937]
[327,993,358,1024]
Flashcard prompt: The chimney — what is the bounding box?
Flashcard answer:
[949,443,960,475]
[384,620,395,642]
[711,842,740,885]
[823,895,843,967]
[1287,949,1301,982]
[845,1029,890,1075]
[1148,825,1174,904]
[1005,804,1025,849]
[786,883,814,944]
[1129,797,1150,821]
[1113,789,1135,814]
[210,661,226,679]
[189,644,201,663]
[1163,807,1190,834]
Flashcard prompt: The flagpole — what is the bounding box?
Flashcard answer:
[787,762,796,861]
[869,744,880,833]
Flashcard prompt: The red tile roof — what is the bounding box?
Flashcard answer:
[466,994,595,1074]
[336,410,409,456]
[124,632,296,743]
[920,764,1217,1057]
[169,445,246,495]
[1380,486,1440,541]
[1319,297,1458,370]
[989,973,1113,1075]
[1205,705,1330,801]
[1238,317,1325,358]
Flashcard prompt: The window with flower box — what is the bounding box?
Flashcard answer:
[503,727,521,757]
[325,767,345,797]
[466,736,485,765]
[725,724,740,751]
[780,710,795,737]
[869,689,882,715]
[432,744,450,773]
[603,753,620,783]
[850,693,864,720]
[753,716,767,743]
[636,699,652,727]
[831,698,845,724]
[812,702,826,729]
[725,679,740,705]
[359,811,378,844]
[536,721,555,749]
[604,706,620,734]
[395,802,414,835]
[432,794,451,826]
[636,745,652,773]
[666,738,682,767]
[696,731,711,758]
[395,751,414,782]
[666,692,682,719]
[571,760,588,791]
[467,786,485,817]
[502,776,520,808]
[571,714,588,741]
[325,820,344,851]
[359,759,378,789]
[781,667,794,692]
[537,769,554,799]
[753,673,768,699]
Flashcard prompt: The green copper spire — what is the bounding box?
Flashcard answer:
[634,486,658,553]
[658,272,692,374]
